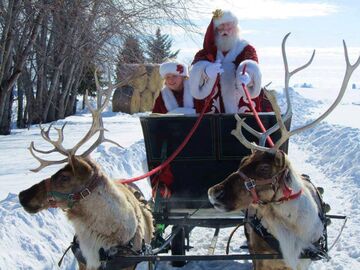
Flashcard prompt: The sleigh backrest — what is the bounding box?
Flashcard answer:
[140,113,291,208]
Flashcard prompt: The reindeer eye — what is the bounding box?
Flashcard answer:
[60,174,70,181]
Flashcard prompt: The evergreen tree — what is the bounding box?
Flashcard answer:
[117,35,145,64]
[146,28,179,63]
[78,64,104,109]
[115,35,145,84]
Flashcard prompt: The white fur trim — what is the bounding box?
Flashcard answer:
[218,61,238,113]
[189,61,218,99]
[159,62,189,78]
[161,80,194,113]
[213,11,238,28]
[236,59,262,99]
[216,39,250,113]
[189,39,259,113]
[182,80,194,109]
[216,39,249,63]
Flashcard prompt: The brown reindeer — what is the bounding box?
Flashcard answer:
[19,72,154,270]
[208,33,360,270]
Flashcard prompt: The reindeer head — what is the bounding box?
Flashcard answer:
[19,70,130,213]
[209,33,360,212]
[19,156,96,213]
[208,150,290,211]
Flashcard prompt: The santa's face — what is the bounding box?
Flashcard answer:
[164,74,184,92]
[215,22,238,52]
[216,22,236,37]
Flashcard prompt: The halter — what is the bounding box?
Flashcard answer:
[237,167,303,205]
[44,175,101,209]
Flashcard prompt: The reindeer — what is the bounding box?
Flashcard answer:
[208,33,360,270]
[18,72,154,270]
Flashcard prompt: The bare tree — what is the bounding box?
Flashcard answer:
[1,0,196,135]
[0,0,43,134]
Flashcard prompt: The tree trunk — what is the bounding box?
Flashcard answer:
[17,79,25,128]
[0,88,13,135]
[42,60,64,122]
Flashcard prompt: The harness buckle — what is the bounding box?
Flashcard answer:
[245,178,256,190]
[80,188,91,199]
[68,193,75,201]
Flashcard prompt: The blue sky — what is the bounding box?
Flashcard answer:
[170,0,360,64]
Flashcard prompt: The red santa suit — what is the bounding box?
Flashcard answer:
[189,10,271,114]
[152,80,195,114]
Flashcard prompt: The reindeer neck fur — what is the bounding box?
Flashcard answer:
[66,159,140,269]
[250,163,324,269]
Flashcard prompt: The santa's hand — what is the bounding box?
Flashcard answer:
[205,62,224,79]
[238,72,251,86]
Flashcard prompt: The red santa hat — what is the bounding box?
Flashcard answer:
[193,9,239,64]
[159,62,189,78]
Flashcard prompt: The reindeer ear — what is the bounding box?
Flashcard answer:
[69,155,92,178]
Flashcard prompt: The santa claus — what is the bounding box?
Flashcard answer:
[189,9,271,113]
[152,61,196,114]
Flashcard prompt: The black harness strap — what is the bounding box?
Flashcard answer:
[246,213,282,254]
[245,174,331,262]
[246,213,328,261]
[98,239,151,270]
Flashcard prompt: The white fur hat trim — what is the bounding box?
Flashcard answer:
[213,11,238,28]
[159,62,189,78]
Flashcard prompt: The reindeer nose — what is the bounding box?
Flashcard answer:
[19,190,31,207]
[213,188,224,200]
[209,185,225,201]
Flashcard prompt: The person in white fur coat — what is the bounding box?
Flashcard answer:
[152,62,197,114]
[189,9,272,114]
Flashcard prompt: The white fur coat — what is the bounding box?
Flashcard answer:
[161,80,195,114]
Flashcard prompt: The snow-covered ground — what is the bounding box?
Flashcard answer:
[1,53,360,269]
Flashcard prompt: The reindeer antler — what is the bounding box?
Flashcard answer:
[233,33,360,152]
[237,33,316,147]
[29,69,124,172]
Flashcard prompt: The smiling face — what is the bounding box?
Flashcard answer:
[164,74,184,92]
[215,21,239,52]
[216,22,237,37]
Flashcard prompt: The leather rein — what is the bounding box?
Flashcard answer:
[237,167,303,205]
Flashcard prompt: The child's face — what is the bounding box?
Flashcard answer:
[164,74,184,92]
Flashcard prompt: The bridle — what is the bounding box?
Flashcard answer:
[237,167,303,205]
[44,175,102,209]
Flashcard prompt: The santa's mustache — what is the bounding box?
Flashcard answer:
[215,33,238,52]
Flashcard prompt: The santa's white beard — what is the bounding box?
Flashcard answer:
[215,33,238,52]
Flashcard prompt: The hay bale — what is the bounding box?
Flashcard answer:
[140,89,154,112]
[114,64,164,113]
[112,85,141,114]
[117,64,148,93]
[129,65,147,93]
[147,65,163,94]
